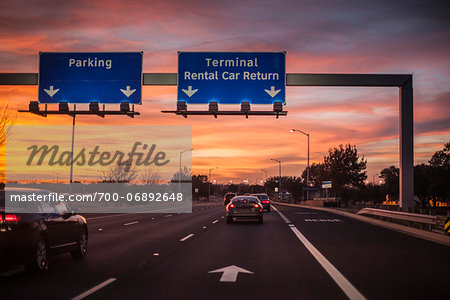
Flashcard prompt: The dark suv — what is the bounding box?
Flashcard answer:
[0,188,88,271]
[223,193,237,206]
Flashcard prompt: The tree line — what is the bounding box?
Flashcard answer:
[196,142,449,207]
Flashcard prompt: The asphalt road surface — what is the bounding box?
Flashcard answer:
[1,200,449,300]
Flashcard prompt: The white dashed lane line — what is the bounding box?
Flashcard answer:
[124,221,139,226]
[180,233,194,242]
[71,278,117,300]
[212,220,219,224]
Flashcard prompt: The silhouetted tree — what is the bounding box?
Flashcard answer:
[192,174,208,197]
[0,103,16,148]
[170,167,191,183]
[264,176,304,201]
[100,163,137,183]
[380,166,399,198]
[323,144,367,197]
[301,162,329,186]
[429,141,450,167]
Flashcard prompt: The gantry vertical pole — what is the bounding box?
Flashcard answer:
[399,76,414,211]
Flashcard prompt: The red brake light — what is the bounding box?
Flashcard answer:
[229,204,235,208]
[1,214,20,222]
[253,204,259,208]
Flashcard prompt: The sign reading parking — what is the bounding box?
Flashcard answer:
[38,52,143,104]
[178,52,285,104]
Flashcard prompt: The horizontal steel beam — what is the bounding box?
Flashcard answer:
[17,110,140,118]
[1,73,411,87]
[161,110,287,118]
[286,73,411,87]
[0,73,38,85]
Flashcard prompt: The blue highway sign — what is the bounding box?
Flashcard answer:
[178,52,285,104]
[38,52,142,104]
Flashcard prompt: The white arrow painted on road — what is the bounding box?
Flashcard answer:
[208,265,254,282]
[182,86,198,97]
[264,86,281,98]
[120,86,136,98]
[44,86,59,97]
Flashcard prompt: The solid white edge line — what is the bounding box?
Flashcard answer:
[71,278,117,300]
[124,221,139,226]
[180,233,194,242]
[273,205,366,300]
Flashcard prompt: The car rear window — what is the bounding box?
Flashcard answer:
[232,197,259,204]
[252,194,269,200]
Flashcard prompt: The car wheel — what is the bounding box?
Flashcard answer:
[226,216,233,224]
[25,238,49,272]
[71,229,88,259]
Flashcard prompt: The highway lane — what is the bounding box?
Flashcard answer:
[95,205,348,300]
[0,201,226,299]
[1,201,449,299]
[275,204,450,299]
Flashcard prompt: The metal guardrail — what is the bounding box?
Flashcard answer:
[357,208,438,230]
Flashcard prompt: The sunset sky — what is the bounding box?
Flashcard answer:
[0,0,449,184]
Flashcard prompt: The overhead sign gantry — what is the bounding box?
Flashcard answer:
[0,54,414,211]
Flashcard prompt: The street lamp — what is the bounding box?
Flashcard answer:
[269,158,282,200]
[258,169,268,182]
[253,177,262,193]
[208,167,218,200]
[259,169,268,194]
[290,129,310,200]
[179,148,194,187]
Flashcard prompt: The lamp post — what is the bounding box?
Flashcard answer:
[254,177,262,193]
[290,129,310,200]
[259,169,268,194]
[269,158,282,200]
[208,167,218,200]
[258,169,268,182]
[179,149,194,188]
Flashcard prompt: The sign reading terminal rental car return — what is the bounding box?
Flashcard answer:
[38,52,143,104]
[178,52,285,104]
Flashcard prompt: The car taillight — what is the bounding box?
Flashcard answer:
[253,204,259,208]
[262,200,269,203]
[229,204,235,208]
[1,214,20,222]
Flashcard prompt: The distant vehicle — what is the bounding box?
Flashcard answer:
[226,196,263,224]
[250,193,271,212]
[0,188,88,271]
[223,193,237,206]
[274,191,291,201]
